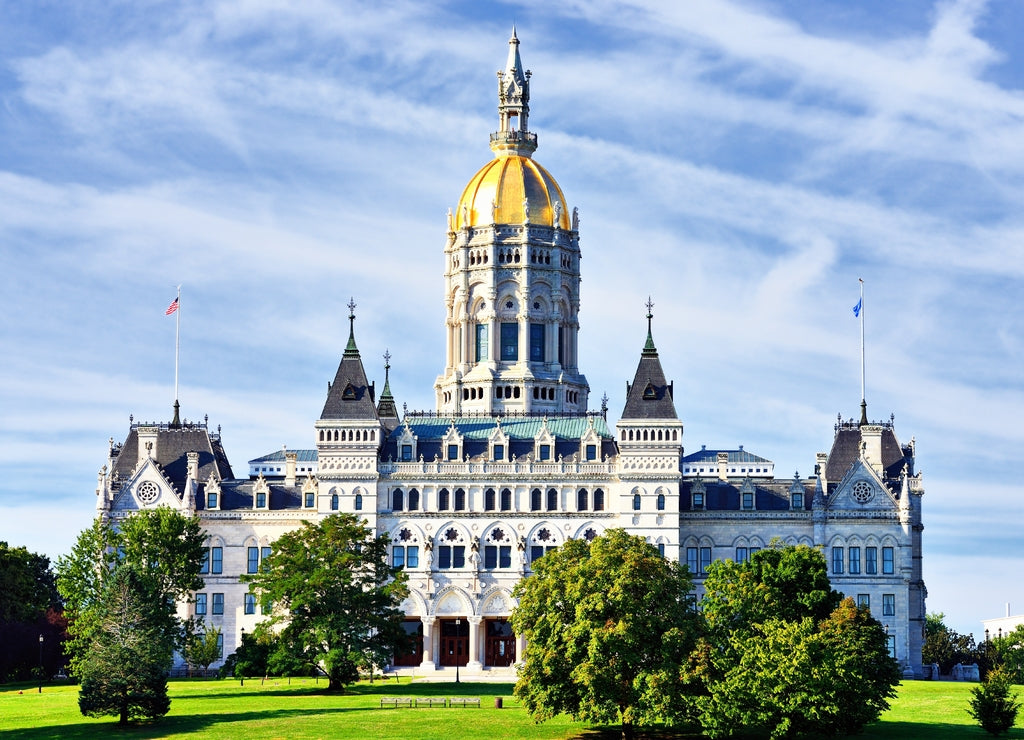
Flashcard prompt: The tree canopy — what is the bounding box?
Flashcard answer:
[241,513,409,691]
[76,565,172,724]
[511,529,701,740]
[0,541,64,682]
[57,508,206,720]
[693,544,899,739]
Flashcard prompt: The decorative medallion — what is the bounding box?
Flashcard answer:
[537,528,551,542]
[137,481,159,504]
[491,528,505,542]
[399,528,413,542]
[851,480,874,504]
[584,528,597,542]
[445,527,460,541]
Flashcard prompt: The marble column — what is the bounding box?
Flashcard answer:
[467,615,483,669]
[420,616,436,671]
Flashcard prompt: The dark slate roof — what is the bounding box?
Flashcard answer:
[825,421,906,485]
[681,478,813,511]
[682,447,771,465]
[197,480,304,512]
[381,414,616,462]
[621,323,678,420]
[320,321,380,422]
[110,423,234,493]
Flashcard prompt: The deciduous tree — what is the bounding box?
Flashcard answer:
[183,624,222,677]
[57,509,205,682]
[511,529,701,740]
[241,513,409,691]
[0,542,64,681]
[991,625,1024,685]
[694,544,899,739]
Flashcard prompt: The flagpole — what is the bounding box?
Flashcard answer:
[173,286,181,427]
[175,285,180,404]
[859,278,866,425]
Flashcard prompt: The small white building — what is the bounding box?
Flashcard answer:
[983,605,1024,641]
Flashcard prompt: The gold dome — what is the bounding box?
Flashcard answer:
[455,154,570,230]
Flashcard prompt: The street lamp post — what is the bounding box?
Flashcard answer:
[38,634,44,693]
[455,618,461,685]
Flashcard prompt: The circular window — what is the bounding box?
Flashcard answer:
[137,481,159,504]
[851,480,874,504]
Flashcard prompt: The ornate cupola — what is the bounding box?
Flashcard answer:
[492,26,536,157]
[435,30,589,416]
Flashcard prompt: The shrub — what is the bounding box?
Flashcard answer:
[968,667,1021,736]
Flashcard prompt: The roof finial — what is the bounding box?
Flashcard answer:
[643,297,657,355]
[344,297,359,356]
[859,399,868,426]
[171,400,181,428]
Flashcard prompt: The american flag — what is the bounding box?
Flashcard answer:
[165,297,179,315]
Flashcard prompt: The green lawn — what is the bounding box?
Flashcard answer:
[1,678,1021,739]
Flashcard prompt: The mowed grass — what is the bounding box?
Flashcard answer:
[1,678,1022,739]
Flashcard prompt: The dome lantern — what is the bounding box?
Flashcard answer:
[491,27,538,158]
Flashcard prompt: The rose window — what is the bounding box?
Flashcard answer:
[137,481,159,504]
[851,481,874,504]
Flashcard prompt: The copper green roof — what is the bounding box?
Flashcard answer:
[393,414,612,440]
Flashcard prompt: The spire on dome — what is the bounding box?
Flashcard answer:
[492,28,537,157]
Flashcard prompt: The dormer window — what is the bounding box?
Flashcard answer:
[643,383,657,400]
[792,492,803,510]
[493,444,504,461]
[692,491,704,510]
[539,444,551,461]
[256,491,267,508]
[585,444,597,461]
[342,383,356,400]
[447,444,459,461]
[401,444,413,461]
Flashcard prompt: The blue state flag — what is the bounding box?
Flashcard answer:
[852,297,862,317]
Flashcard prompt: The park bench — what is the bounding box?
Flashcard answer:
[414,697,448,708]
[380,696,413,708]
[448,696,481,708]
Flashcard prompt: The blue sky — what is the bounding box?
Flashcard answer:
[2,0,1023,638]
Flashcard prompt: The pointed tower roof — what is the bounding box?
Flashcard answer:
[320,299,380,421]
[621,299,679,420]
[376,349,400,432]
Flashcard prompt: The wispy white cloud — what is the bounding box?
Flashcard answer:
[1,0,1021,640]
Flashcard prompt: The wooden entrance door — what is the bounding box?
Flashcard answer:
[439,619,468,667]
[393,619,423,667]
[485,619,516,667]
